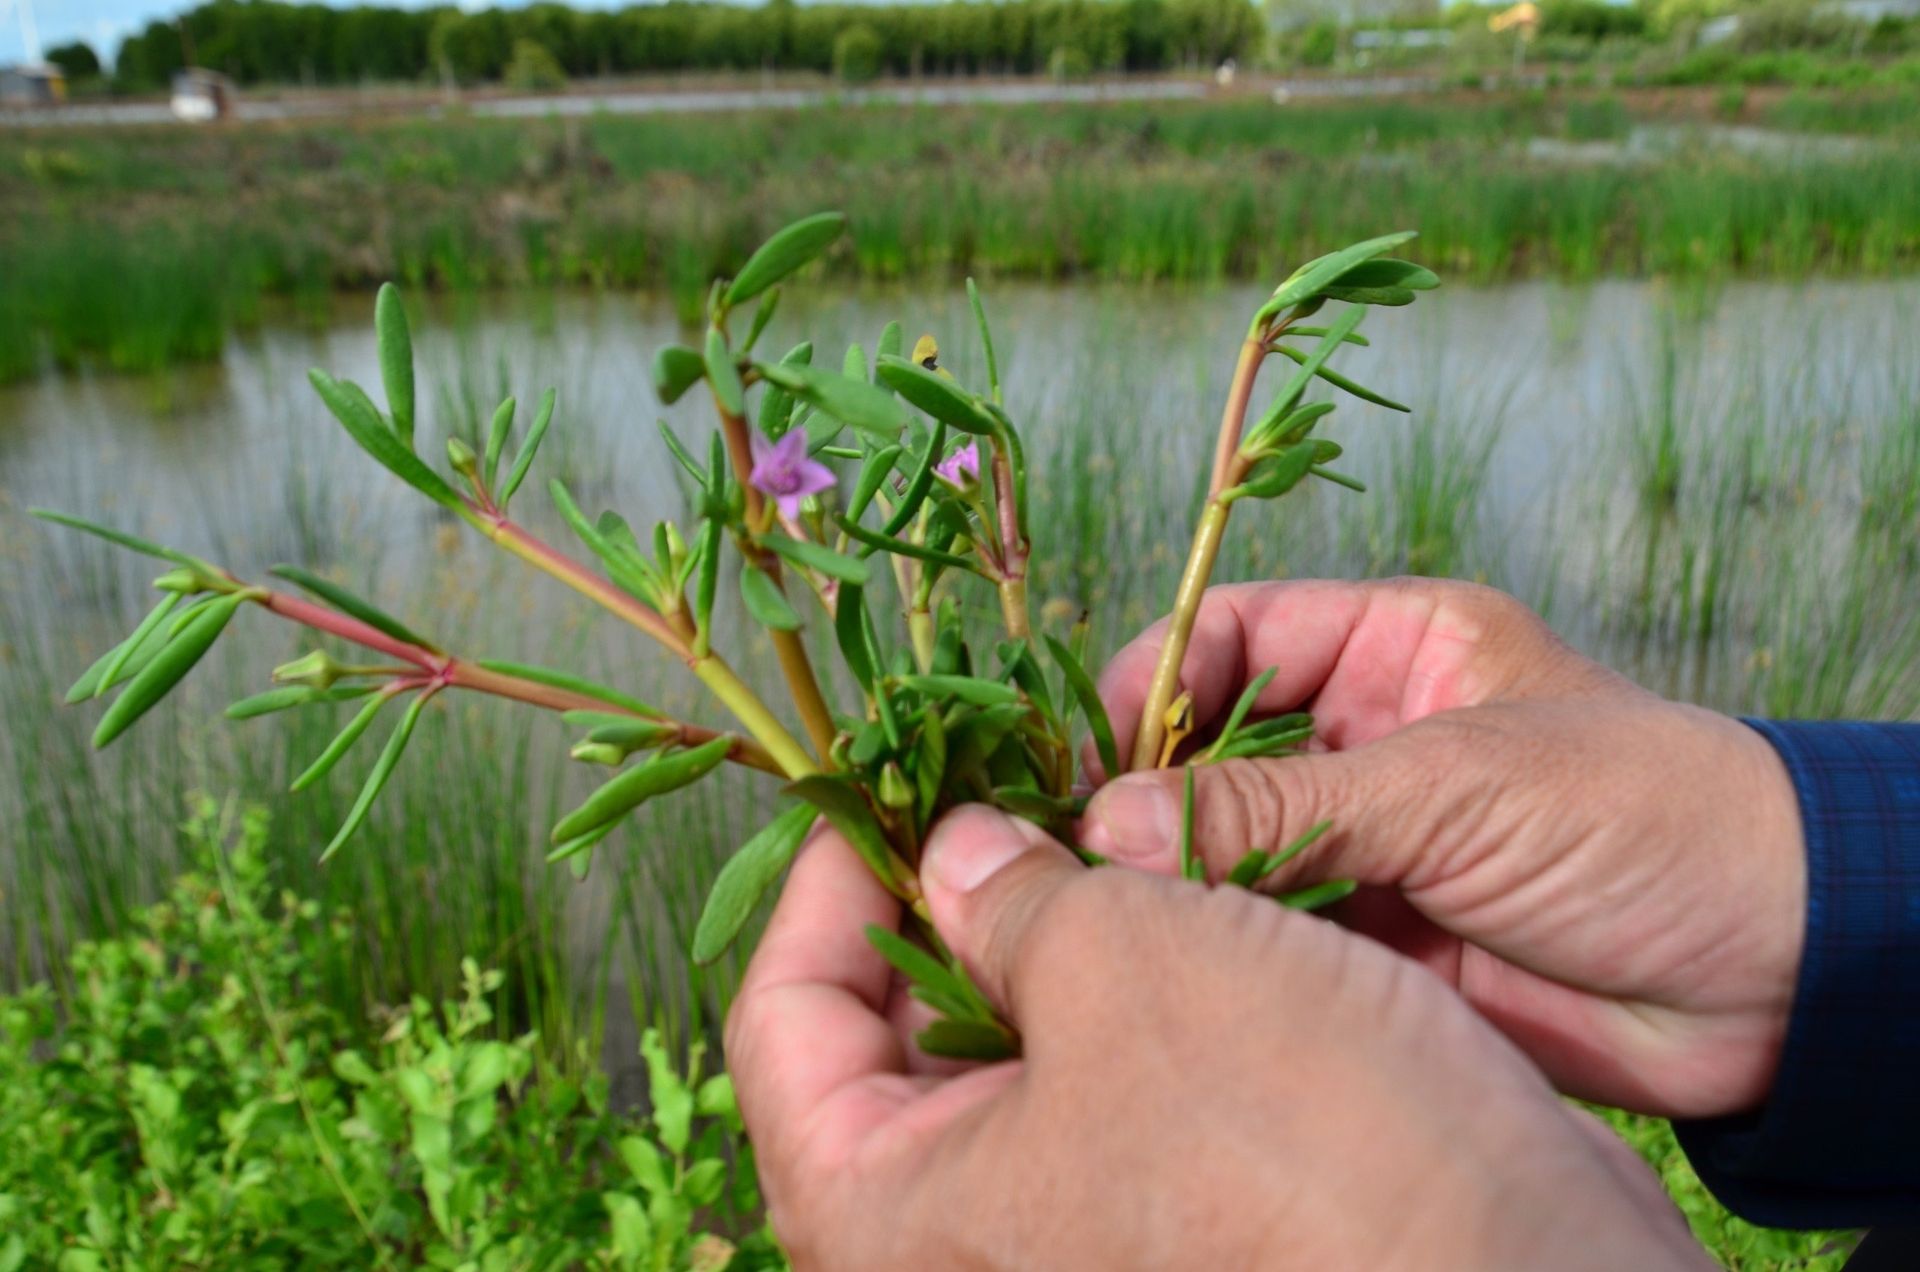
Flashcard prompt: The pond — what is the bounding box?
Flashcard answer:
[3,277,1916,1082]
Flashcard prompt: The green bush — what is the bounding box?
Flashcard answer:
[833,24,883,84]
[505,38,569,92]
[0,798,783,1272]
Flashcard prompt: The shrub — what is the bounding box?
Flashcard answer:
[832,24,883,84]
[0,797,782,1271]
[505,38,569,92]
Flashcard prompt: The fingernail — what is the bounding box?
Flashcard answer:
[1082,777,1178,867]
[925,806,1035,894]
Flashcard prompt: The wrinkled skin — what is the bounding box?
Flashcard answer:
[725,577,1799,1269]
[1083,578,1805,1118]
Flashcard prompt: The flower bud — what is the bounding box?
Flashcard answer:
[446,436,480,482]
[878,760,913,810]
[153,567,207,594]
[271,649,345,690]
[569,741,628,767]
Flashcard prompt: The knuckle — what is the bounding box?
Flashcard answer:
[1208,757,1336,857]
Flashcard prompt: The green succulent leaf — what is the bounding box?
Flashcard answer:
[1277,878,1359,911]
[784,777,903,894]
[967,277,1001,403]
[874,356,997,435]
[1201,666,1280,760]
[226,684,378,720]
[551,736,732,845]
[705,327,745,416]
[898,674,1021,707]
[269,564,439,653]
[320,688,431,862]
[1043,635,1120,780]
[498,387,557,507]
[914,1017,1019,1061]
[691,802,815,965]
[30,508,208,570]
[761,532,870,585]
[290,688,395,792]
[876,320,903,363]
[833,514,976,572]
[723,211,847,307]
[483,396,515,490]
[1261,231,1418,321]
[848,444,904,522]
[92,593,244,749]
[309,369,464,509]
[873,422,947,542]
[1331,257,1440,292]
[1270,343,1410,413]
[89,592,185,701]
[739,562,801,631]
[374,283,415,446]
[476,660,660,717]
[833,581,878,689]
[759,341,812,439]
[756,362,908,443]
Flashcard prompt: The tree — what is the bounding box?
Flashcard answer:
[45,41,103,81]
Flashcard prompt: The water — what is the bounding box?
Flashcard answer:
[3,278,1916,1083]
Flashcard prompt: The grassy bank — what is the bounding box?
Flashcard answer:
[5,91,1920,380]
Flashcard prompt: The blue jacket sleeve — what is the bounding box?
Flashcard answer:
[1672,719,1920,1229]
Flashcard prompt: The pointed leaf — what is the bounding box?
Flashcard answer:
[692,803,814,964]
[92,594,243,748]
[1331,257,1439,291]
[1270,343,1409,412]
[899,674,1021,707]
[1261,231,1418,320]
[705,327,744,416]
[476,660,660,717]
[227,684,377,720]
[1278,879,1358,911]
[292,688,396,791]
[966,277,1001,402]
[483,396,515,490]
[759,340,812,438]
[92,592,184,701]
[874,356,997,435]
[723,212,847,307]
[375,283,415,446]
[833,514,975,572]
[739,563,801,631]
[915,1017,1018,1061]
[833,581,877,689]
[784,777,902,892]
[761,532,870,585]
[270,564,438,652]
[1202,667,1279,760]
[1043,635,1119,780]
[873,422,946,542]
[651,344,706,405]
[309,369,463,509]
[551,736,732,845]
[756,362,907,443]
[30,508,204,569]
[498,387,557,507]
[321,689,430,861]
[848,444,903,522]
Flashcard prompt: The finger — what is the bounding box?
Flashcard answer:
[917,804,1091,1021]
[1094,580,1372,773]
[1078,731,1455,886]
[728,828,918,1175]
[1094,577,1586,775]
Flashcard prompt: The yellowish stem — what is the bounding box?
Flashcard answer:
[693,656,819,780]
[1131,497,1230,772]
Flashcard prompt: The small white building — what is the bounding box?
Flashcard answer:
[170,69,235,122]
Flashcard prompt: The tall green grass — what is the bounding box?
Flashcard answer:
[6,94,1920,382]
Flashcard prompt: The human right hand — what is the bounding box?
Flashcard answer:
[1081,578,1806,1119]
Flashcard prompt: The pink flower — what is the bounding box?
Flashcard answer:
[933,441,981,490]
[750,430,837,521]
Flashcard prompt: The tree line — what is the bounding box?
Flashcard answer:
[102,0,1262,90]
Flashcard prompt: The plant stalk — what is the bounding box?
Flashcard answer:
[1132,336,1267,771]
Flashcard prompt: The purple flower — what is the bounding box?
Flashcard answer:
[750,430,837,521]
[933,441,981,490]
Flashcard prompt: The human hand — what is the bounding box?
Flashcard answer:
[727,806,1712,1271]
[1083,578,1806,1118]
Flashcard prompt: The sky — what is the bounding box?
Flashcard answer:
[1,0,634,66]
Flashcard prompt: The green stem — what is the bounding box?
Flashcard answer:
[693,656,819,779]
[1131,496,1230,772]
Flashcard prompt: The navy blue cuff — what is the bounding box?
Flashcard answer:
[1673,720,1920,1229]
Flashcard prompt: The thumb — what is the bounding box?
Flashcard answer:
[919,804,1091,1019]
[1078,739,1443,890]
